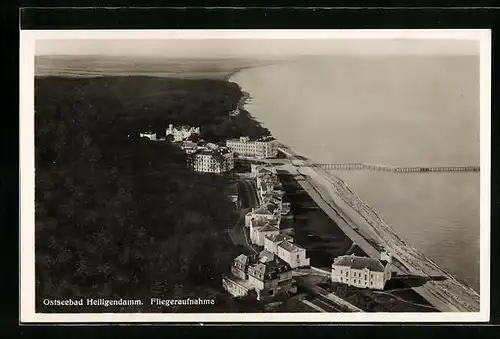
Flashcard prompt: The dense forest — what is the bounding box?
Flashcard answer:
[35,76,269,312]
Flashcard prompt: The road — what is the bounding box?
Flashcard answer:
[276,144,480,313]
[226,178,260,255]
[237,178,259,210]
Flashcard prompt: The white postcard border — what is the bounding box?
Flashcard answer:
[20,29,491,323]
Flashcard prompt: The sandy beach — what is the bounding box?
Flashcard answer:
[275,143,480,312]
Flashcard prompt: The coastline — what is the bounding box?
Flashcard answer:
[276,142,479,312]
[229,74,480,312]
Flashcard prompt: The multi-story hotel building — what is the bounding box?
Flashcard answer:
[188,146,234,173]
[331,252,392,290]
[226,137,278,159]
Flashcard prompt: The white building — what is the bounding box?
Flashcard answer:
[223,254,252,298]
[244,203,281,228]
[250,221,280,247]
[246,258,297,300]
[222,276,251,298]
[139,131,157,141]
[331,252,392,290]
[166,124,200,142]
[264,234,294,255]
[276,240,310,269]
[226,137,278,159]
[223,253,297,301]
[264,235,310,269]
[188,147,234,173]
[251,163,277,177]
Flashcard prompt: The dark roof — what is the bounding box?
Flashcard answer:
[181,141,198,148]
[195,147,232,156]
[278,240,302,253]
[233,254,249,266]
[258,250,275,263]
[253,203,277,215]
[258,225,279,233]
[258,167,272,174]
[248,257,292,281]
[250,218,269,228]
[332,255,387,272]
[266,234,294,244]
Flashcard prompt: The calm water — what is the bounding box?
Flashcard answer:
[231,55,480,291]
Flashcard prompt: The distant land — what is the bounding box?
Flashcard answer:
[34,55,283,79]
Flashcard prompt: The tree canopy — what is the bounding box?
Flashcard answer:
[35,76,269,312]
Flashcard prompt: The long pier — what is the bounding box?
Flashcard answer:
[297,162,479,173]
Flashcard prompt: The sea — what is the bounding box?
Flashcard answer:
[230,55,480,292]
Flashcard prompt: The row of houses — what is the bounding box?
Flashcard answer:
[141,126,278,160]
[223,245,394,301]
[140,125,279,174]
[249,164,310,269]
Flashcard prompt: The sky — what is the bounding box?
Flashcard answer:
[36,38,479,58]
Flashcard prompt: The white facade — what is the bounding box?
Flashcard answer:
[226,137,278,159]
[222,276,251,298]
[246,261,296,301]
[189,148,234,173]
[275,240,310,269]
[331,253,392,290]
[166,124,200,142]
[140,131,157,141]
[263,234,294,254]
[245,206,279,228]
[249,222,280,247]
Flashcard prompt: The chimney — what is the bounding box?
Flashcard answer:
[380,251,392,263]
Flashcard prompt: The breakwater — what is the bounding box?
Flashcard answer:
[299,163,479,173]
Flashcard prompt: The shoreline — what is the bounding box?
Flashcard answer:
[228,73,480,312]
[275,142,480,312]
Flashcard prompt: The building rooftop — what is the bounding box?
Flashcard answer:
[168,123,199,130]
[256,167,275,175]
[253,203,279,215]
[258,250,275,263]
[266,234,294,244]
[181,141,198,148]
[332,255,388,272]
[248,257,292,281]
[278,240,303,253]
[227,136,275,143]
[258,224,280,233]
[234,254,249,266]
[195,146,232,156]
[250,218,269,229]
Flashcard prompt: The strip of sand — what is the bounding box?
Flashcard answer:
[276,143,480,312]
